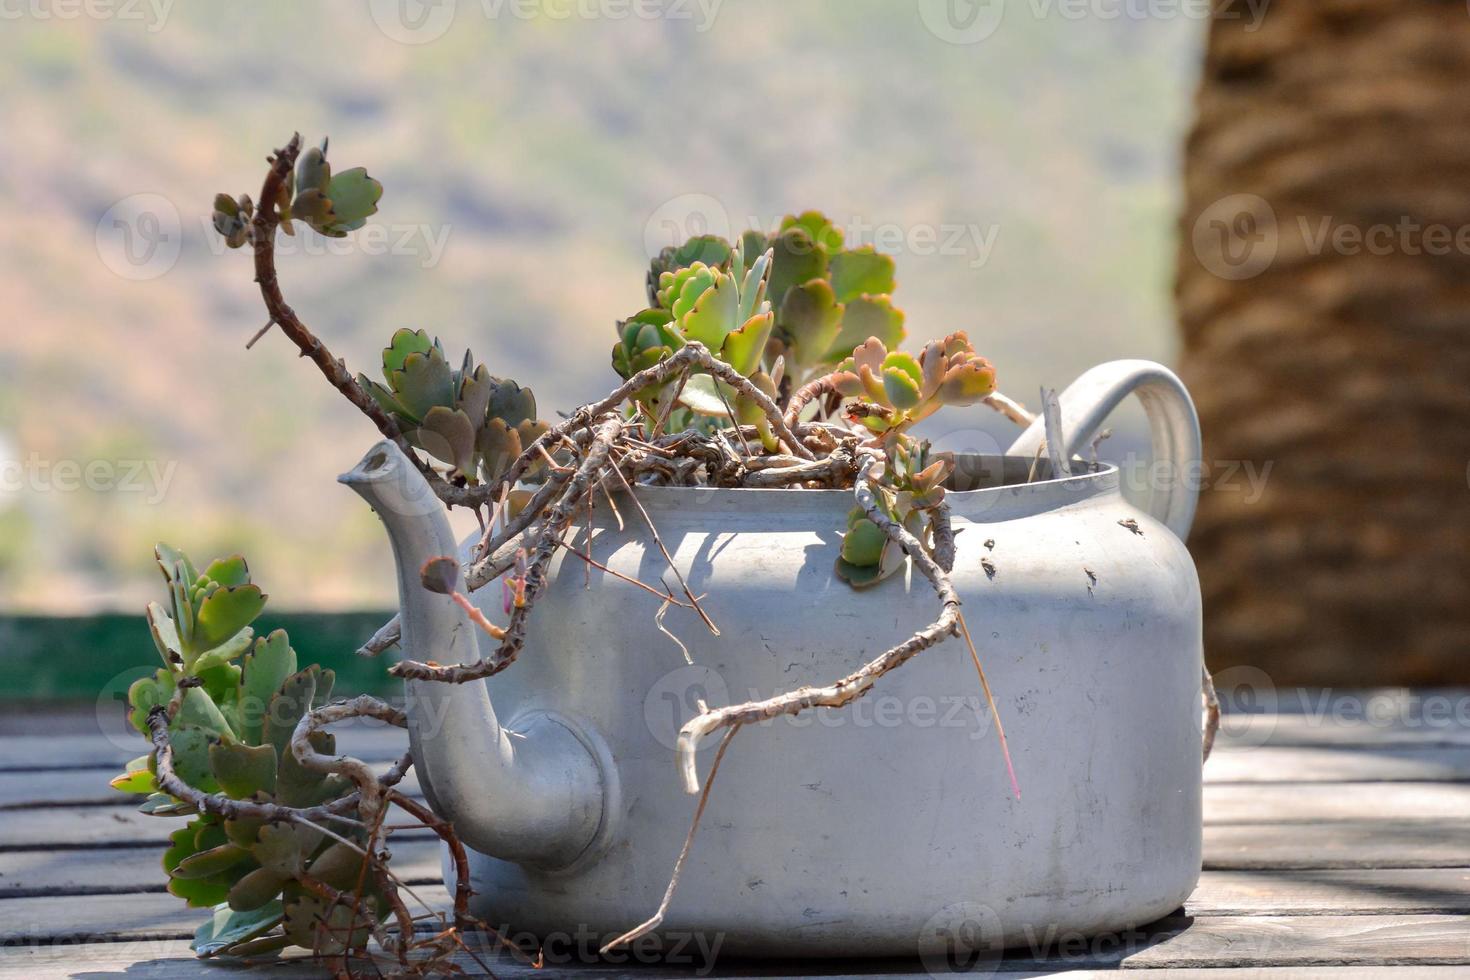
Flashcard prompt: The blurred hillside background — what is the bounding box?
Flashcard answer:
[0,0,1207,613]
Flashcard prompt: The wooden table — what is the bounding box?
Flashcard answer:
[2,690,1468,977]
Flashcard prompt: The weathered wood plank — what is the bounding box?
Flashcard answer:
[0,807,433,851]
[0,913,1466,970]
[1187,869,1470,915]
[0,727,408,772]
[1206,744,1470,783]
[1205,782,1470,823]
[1121,914,1470,969]
[1205,821,1470,870]
[0,766,422,810]
[0,839,443,898]
[0,885,453,944]
[3,942,1469,980]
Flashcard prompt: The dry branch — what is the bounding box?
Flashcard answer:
[673,451,963,792]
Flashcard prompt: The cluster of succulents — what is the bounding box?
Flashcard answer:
[115,545,376,957]
[831,332,997,436]
[615,239,784,445]
[212,137,382,248]
[746,211,906,385]
[836,440,955,587]
[358,328,550,485]
[617,210,908,424]
[828,333,995,585]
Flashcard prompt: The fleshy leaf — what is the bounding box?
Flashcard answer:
[824,295,905,363]
[209,741,278,799]
[192,900,284,956]
[193,585,267,654]
[829,247,896,303]
[324,167,382,232]
[239,630,297,745]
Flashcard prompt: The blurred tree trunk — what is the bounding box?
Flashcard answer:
[1176,0,1470,686]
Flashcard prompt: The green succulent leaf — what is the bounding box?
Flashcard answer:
[780,210,844,253]
[164,823,233,908]
[239,630,297,745]
[386,348,455,422]
[192,900,285,956]
[209,741,278,799]
[678,275,741,351]
[382,328,434,375]
[419,405,478,477]
[840,518,888,567]
[824,295,906,364]
[193,586,266,655]
[139,792,197,817]
[128,669,175,734]
[323,167,382,233]
[109,755,157,795]
[679,374,738,418]
[169,723,223,793]
[189,628,256,677]
[719,312,774,378]
[201,555,251,589]
[778,279,844,369]
[226,868,290,914]
[765,227,829,314]
[829,247,896,303]
[174,843,250,880]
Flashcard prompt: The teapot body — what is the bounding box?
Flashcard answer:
[450,457,1203,956]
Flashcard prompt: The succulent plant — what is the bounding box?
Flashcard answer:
[115,545,377,958]
[654,212,907,389]
[357,328,550,485]
[831,331,997,436]
[616,241,784,445]
[211,194,254,250]
[212,137,382,248]
[836,441,953,588]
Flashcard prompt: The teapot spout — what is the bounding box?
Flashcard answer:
[340,441,608,869]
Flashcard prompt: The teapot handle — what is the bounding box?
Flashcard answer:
[1005,359,1202,540]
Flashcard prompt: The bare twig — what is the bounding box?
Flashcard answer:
[983,390,1035,428]
[357,615,401,658]
[1202,664,1220,762]
[601,724,741,952]
[391,416,625,683]
[674,451,961,792]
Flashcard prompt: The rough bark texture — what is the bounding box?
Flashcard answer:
[1177,0,1470,685]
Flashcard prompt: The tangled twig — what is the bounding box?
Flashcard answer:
[673,451,964,792]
